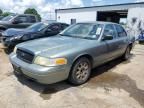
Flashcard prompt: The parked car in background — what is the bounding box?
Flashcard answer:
[0,14,39,35]
[0,16,4,20]
[10,22,133,85]
[123,26,135,48]
[1,22,69,49]
[138,30,144,44]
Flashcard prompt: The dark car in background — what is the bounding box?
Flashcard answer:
[138,30,144,44]
[0,16,4,20]
[1,22,69,49]
[0,14,39,35]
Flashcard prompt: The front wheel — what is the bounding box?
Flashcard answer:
[68,57,91,85]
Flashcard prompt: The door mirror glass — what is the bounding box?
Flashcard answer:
[103,34,113,40]
[102,30,113,41]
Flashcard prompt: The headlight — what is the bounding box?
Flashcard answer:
[34,56,67,67]
[10,35,23,41]
[13,46,17,53]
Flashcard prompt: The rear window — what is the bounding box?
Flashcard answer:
[15,16,29,23]
[29,16,36,23]
[115,25,127,37]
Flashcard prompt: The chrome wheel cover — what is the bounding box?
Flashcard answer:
[75,62,89,81]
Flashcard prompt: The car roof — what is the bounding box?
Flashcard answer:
[40,21,69,25]
[19,14,36,16]
[77,21,120,25]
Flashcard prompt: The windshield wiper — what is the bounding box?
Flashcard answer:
[82,37,94,40]
[59,34,94,40]
[59,34,75,37]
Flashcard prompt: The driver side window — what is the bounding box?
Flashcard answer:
[103,24,116,40]
[15,16,28,23]
[49,24,60,31]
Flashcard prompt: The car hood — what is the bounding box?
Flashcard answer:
[2,28,36,37]
[0,21,11,25]
[17,35,95,57]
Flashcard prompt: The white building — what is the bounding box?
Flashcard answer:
[55,2,144,38]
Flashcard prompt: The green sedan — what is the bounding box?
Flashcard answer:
[9,22,133,85]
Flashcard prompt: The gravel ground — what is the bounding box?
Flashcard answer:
[0,43,144,108]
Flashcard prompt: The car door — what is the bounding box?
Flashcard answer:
[114,24,129,55]
[12,15,32,28]
[89,24,110,67]
[101,24,120,60]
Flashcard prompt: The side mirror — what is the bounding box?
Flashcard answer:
[102,34,113,41]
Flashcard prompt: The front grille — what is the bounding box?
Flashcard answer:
[16,49,34,63]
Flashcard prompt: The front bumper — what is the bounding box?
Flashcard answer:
[1,39,16,48]
[9,53,70,84]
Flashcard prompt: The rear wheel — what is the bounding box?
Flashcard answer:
[123,46,131,60]
[68,57,91,85]
[139,41,144,44]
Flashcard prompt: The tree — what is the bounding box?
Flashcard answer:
[2,12,11,17]
[0,9,3,15]
[24,8,41,21]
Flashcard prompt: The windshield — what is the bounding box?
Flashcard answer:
[60,23,104,39]
[1,14,16,21]
[26,22,48,32]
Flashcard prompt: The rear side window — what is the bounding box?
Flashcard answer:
[115,25,127,37]
[15,16,29,23]
[29,16,36,23]
[49,24,60,31]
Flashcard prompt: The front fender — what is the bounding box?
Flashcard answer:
[0,25,7,30]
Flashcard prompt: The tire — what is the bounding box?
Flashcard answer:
[123,46,131,60]
[139,41,144,44]
[68,57,91,85]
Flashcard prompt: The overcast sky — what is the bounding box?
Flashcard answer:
[0,0,143,20]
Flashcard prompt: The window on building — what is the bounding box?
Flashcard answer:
[71,19,76,24]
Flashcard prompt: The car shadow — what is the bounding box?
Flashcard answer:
[4,48,13,54]
[0,47,13,54]
[14,54,135,99]
[90,56,131,78]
